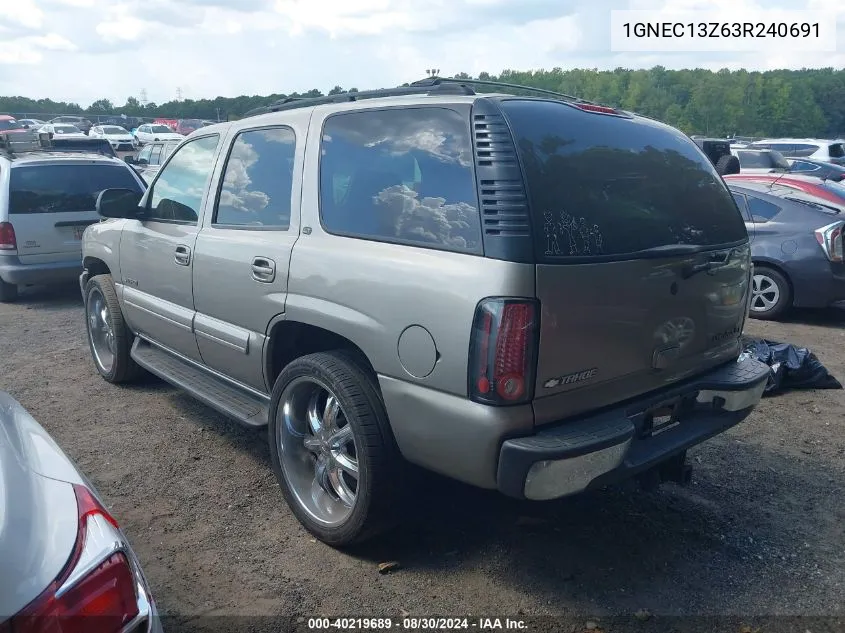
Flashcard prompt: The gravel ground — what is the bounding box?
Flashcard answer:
[1,284,844,632]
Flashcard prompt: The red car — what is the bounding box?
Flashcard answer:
[174,118,206,135]
[724,173,845,209]
[0,115,28,134]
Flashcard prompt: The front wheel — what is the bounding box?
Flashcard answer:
[749,266,791,320]
[268,351,403,546]
[84,274,143,383]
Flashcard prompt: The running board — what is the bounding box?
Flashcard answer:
[131,338,269,428]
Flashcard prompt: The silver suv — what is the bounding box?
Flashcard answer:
[0,130,145,302]
[80,79,770,546]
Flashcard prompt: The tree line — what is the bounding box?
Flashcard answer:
[3,67,845,138]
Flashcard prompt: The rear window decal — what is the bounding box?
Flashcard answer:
[544,210,605,256]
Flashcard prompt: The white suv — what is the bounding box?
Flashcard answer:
[748,138,845,165]
[0,131,146,302]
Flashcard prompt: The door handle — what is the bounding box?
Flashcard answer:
[251,257,276,283]
[174,245,191,266]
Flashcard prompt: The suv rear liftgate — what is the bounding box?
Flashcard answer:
[469,96,766,499]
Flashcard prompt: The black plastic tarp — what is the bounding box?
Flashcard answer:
[741,337,842,396]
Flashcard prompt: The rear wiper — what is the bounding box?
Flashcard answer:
[632,244,707,257]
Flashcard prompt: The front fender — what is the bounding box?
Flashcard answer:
[82,219,125,283]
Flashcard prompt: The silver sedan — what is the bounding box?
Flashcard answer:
[0,390,162,632]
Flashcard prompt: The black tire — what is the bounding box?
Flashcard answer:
[84,274,143,383]
[0,278,18,303]
[716,154,740,176]
[268,350,403,546]
[749,266,791,320]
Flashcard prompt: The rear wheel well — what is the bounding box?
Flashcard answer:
[83,257,110,277]
[266,322,377,388]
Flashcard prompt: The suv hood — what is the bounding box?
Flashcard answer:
[0,392,82,617]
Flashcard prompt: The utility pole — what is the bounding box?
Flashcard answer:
[176,87,183,101]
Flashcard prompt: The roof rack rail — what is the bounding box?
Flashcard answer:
[242,76,606,119]
[410,77,598,105]
[0,130,117,158]
[243,81,476,118]
[0,130,51,154]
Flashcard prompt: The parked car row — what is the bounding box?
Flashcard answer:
[0,128,160,630]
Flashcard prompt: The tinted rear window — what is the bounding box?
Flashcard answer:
[499,99,747,260]
[829,143,844,158]
[10,164,142,214]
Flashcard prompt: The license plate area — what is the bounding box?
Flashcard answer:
[638,394,697,438]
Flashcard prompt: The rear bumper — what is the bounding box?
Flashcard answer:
[497,356,770,500]
[0,255,82,285]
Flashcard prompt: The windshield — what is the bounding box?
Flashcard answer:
[54,125,81,134]
[0,119,24,131]
[9,164,143,214]
[151,125,171,133]
[102,126,127,134]
[500,99,747,260]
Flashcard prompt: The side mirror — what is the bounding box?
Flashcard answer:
[124,155,136,165]
[22,124,30,129]
[96,188,142,219]
[136,157,149,165]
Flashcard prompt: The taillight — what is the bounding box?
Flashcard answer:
[8,485,140,633]
[468,298,538,405]
[815,221,844,262]
[0,222,16,250]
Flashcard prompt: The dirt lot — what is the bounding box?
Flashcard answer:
[1,285,844,631]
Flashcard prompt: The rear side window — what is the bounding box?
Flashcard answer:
[790,160,819,172]
[500,99,747,260]
[829,143,844,158]
[731,192,753,223]
[319,107,481,253]
[150,145,163,165]
[214,126,295,229]
[9,164,142,214]
[746,195,781,222]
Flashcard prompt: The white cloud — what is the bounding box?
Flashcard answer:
[0,0,842,105]
[0,32,75,65]
[0,0,43,29]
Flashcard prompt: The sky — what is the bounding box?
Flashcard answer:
[0,0,843,106]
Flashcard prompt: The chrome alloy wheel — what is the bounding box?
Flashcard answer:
[751,273,780,313]
[277,378,359,527]
[86,287,115,373]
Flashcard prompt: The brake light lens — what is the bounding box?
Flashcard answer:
[572,103,620,115]
[0,222,16,250]
[815,221,844,262]
[8,485,140,633]
[468,298,539,405]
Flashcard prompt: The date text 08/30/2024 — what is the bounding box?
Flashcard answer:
[307,618,528,630]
